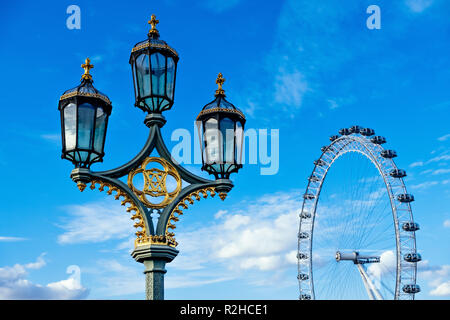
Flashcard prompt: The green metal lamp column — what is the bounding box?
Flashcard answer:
[132,244,179,300]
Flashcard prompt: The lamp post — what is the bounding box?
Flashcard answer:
[58,15,245,300]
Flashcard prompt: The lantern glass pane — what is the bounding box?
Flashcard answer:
[220,117,235,164]
[64,103,77,150]
[77,103,95,150]
[132,60,138,99]
[236,121,243,165]
[205,118,220,164]
[136,54,151,98]
[79,151,89,162]
[196,120,204,158]
[166,57,175,100]
[150,52,166,97]
[93,107,106,153]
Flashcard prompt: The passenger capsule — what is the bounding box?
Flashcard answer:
[314,159,326,167]
[300,294,312,300]
[321,146,330,153]
[308,175,320,182]
[350,125,362,134]
[297,253,308,259]
[300,211,312,219]
[381,150,397,158]
[297,273,309,280]
[402,222,420,231]
[303,193,315,200]
[397,194,415,203]
[404,253,422,263]
[361,128,375,136]
[330,135,339,142]
[298,232,309,239]
[402,284,421,294]
[339,128,351,135]
[390,169,407,178]
[371,136,387,144]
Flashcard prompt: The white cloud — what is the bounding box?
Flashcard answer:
[274,70,309,109]
[56,191,300,296]
[419,261,450,297]
[430,281,450,296]
[404,0,434,12]
[328,99,339,110]
[367,250,396,280]
[214,209,228,219]
[40,134,60,143]
[410,161,424,168]
[428,155,450,164]
[167,191,300,289]
[0,236,27,242]
[431,169,450,175]
[222,214,251,231]
[57,201,135,244]
[239,256,283,271]
[411,181,439,190]
[0,255,88,299]
[444,220,450,228]
[438,134,450,142]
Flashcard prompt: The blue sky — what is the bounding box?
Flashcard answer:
[0,0,449,299]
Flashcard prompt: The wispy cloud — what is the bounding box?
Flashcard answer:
[40,134,60,143]
[411,181,439,190]
[274,69,309,109]
[444,220,450,228]
[404,0,434,13]
[438,134,450,142]
[431,169,450,175]
[0,236,27,242]
[57,201,134,245]
[410,161,424,168]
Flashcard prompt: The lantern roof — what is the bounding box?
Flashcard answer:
[59,58,112,106]
[197,73,245,121]
[130,15,179,61]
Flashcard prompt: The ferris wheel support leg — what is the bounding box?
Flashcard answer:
[357,264,383,300]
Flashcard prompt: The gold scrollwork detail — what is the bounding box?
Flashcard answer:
[127,157,182,209]
[165,187,217,246]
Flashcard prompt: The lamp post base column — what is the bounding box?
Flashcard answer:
[143,259,167,300]
[131,244,179,300]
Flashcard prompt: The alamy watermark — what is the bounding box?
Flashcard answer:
[66,5,81,30]
[170,125,279,176]
[367,5,381,30]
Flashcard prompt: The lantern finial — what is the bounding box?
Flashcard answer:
[81,58,94,81]
[215,73,225,96]
[148,14,160,37]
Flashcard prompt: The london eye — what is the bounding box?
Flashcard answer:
[297,126,420,300]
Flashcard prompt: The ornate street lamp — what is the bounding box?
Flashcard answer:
[58,58,112,169]
[197,73,246,183]
[58,16,245,300]
[130,15,178,114]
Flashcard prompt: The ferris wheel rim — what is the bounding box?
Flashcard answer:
[297,128,419,300]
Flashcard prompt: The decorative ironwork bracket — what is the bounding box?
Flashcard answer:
[70,114,233,248]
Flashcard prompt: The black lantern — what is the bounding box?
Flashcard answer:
[130,15,179,114]
[58,58,112,168]
[196,73,246,179]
